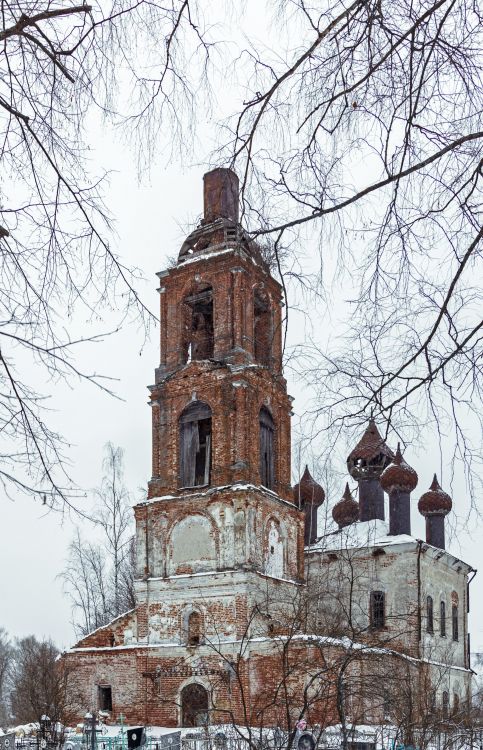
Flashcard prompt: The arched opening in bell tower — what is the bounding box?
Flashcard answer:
[259,406,274,489]
[254,287,272,366]
[179,401,212,487]
[180,683,209,727]
[182,284,214,362]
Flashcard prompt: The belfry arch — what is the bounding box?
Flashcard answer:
[253,286,272,366]
[259,406,275,489]
[181,283,214,363]
[179,400,212,488]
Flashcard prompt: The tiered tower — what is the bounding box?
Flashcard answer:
[133,168,305,649]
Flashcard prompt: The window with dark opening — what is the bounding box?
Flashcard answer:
[259,407,274,489]
[427,596,434,633]
[383,690,392,719]
[452,604,459,641]
[370,591,385,629]
[98,685,112,712]
[179,401,212,487]
[254,289,272,366]
[187,611,202,646]
[182,286,214,362]
[442,691,449,719]
[181,683,209,727]
[440,601,446,636]
[453,693,460,715]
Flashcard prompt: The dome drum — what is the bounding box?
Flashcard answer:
[380,444,418,537]
[293,466,325,545]
[418,475,452,550]
[347,420,393,522]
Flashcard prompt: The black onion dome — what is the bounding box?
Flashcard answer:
[293,466,325,508]
[347,419,394,480]
[332,483,359,528]
[418,474,452,516]
[380,443,418,493]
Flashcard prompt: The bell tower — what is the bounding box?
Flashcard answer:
[133,169,304,646]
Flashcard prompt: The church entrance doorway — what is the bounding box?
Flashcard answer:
[180,683,209,727]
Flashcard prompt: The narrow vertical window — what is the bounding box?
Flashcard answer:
[371,591,385,629]
[187,611,202,646]
[182,285,214,362]
[259,407,274,489]
[254,288,272,366]
[179,401,212,487]
[440,601,446,636]
[427,596,434,633]
[442,691,449,719]
[383,690,391,719]
[453,693,460,716]
[452,604,459,641]
[98,685,112,712]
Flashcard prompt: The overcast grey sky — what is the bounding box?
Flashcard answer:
[0,0,481,657]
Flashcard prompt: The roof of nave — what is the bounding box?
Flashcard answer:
[70,608,136,650]
[306,519,474,573]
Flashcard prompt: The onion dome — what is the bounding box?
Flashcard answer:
[332,483,359,528]
[418,474,452,516]
[347,419,394,480]
[293,465,325,508]
[380,443,418,493]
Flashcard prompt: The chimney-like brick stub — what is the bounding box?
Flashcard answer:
[203,168,239,223]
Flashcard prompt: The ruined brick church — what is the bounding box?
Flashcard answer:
[65,170,475,733]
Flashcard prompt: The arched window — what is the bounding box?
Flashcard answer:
[254,288,272,366]
[265,520,284,578]
[179,401,212,487]
[182,285,214,362]
[442,690,449,719]
[259,407,274,489]
[181,683,209,727]
[427,596,434,633]
[452,604,459,641]
[187,611,202,646]
[440,600,446,636]
[370,591,385,629]
[170,515,217,575]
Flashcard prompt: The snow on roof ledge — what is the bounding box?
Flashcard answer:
[137,482,294,508]
[307,521,474,572]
